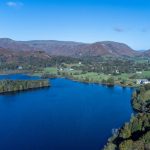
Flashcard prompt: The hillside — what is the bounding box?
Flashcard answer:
[0,47,52,63]
[0,38,141,57]
[143,50,150,57]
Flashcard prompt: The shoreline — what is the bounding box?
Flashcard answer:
[0,73,136,149]
[0,79,50,94]
[51,76,137,88]
[0,70,138,88]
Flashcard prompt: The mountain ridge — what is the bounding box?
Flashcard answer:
[0,38,147,57]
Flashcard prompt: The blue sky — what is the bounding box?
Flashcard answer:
[0,0,150,50]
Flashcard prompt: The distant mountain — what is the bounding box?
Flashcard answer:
[0,38,33,51]
[142,49,150,57]
[0,38,142,57]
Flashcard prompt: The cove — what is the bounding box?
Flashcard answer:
[0,74,133,150]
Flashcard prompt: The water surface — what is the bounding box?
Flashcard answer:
[0,74,133,150]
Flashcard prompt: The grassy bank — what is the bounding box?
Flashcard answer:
[32,66,138,87]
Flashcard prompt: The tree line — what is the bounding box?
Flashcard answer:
[104,84,150,150]
[0,79,50,93]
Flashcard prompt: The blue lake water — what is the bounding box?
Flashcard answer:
[0,74,133,150]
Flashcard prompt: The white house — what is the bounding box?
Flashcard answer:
[18,66,23,70]
[79,62,82,65]
[136,79,150,84]
[136,71,142,74]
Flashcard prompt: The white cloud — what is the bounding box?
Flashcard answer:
[6,1,23,8]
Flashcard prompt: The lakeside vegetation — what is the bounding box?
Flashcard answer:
[1,55,150,87]
[21,56,149,87]
[0,79,50,93]
[104,113,150,150]
[104,84,150,150]
[34,67,136,87]
[132,84,150,112]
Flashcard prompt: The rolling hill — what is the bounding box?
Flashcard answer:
[0,38,143,57]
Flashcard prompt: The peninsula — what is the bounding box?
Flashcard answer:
[0,79,50,94]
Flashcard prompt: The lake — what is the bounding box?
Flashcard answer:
[0,74,133,150]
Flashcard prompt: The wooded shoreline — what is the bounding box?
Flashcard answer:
[0,79,50,94]
[104,84,150,150]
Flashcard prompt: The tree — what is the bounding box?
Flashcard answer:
[107,77,115,85]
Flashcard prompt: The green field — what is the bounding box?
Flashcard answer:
[32,63,145,87]
[44,67,57,74]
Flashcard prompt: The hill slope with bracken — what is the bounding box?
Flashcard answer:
[0,46,52,64]
[0,38,141,57]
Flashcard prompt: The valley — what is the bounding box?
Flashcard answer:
[0,38,150,150]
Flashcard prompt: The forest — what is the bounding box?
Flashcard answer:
[132,84,150,112]
[104,113,150,150]
[0,79,50,93]
[104,84,150,150]
[0,55,150,76]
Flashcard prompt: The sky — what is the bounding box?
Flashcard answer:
[0,0,150,50]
